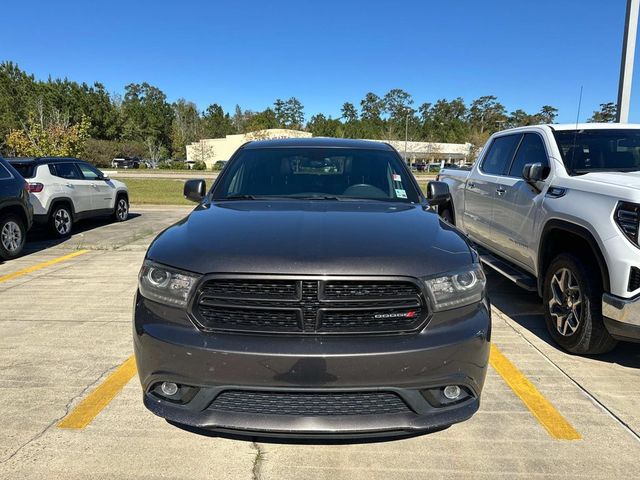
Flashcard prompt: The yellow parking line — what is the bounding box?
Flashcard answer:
[58,355,137,429]
[0,249,90,283]
[490,343,581,440]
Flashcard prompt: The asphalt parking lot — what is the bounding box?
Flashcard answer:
[1,206,640,479]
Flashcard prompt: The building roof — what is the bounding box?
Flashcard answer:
[242,137,394,150]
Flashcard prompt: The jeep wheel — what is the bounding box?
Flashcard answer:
[113,196,129,222]
[50,205,73,238]
[542,253,617,354]
[0,213,26,260]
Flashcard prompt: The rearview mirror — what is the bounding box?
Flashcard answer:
[426,181,451,206]
[184,179,206,203]
[522,163,550,183]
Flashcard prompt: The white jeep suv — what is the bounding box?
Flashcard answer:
[8,157,129,237]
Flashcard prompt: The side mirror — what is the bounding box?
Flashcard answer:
[426,181,451,206]
[522,163,549,183]
[184,179,206,203]
[99,175,110,181]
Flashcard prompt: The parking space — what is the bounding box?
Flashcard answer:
[1,207,639,479]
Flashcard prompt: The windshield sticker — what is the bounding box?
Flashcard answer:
[393,174,401,182]
[395,188,407,199]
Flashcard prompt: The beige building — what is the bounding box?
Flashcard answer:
[186,129,312,168]
[187,129,473,168]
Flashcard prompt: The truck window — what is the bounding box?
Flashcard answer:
[481,134,522,175]
[508,133,548,177]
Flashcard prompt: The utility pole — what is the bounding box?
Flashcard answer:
[617,0,639,123]
[404,114,409,164]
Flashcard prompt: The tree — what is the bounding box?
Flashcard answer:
[360,92,384,122]
[245,108,279,132]
[468,95,507,134]
[170,99,201,159]
[307,114,342,137]
[201,103,234,139]
[588,102,617,123]
[273,97,304,129]
[121,82,173,152]
[5,113,91,157]
[538,105,558,124]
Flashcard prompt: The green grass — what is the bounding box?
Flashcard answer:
[124,178,192,205]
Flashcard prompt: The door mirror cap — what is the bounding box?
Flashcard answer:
[426,181,451,206]
[522,163,550,183]
[184,179,206,203]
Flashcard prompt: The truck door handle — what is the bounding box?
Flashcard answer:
[468,181,476,189]
[66,183,73,188]
[496,187,506,196]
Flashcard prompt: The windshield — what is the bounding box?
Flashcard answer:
[553,129,640,174]
[212,147,421,202]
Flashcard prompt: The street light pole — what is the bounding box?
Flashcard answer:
[404,114,409,164]
[617,0,639,123]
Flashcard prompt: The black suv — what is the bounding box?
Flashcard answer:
[0,156,33,260]
[134,138,490,437]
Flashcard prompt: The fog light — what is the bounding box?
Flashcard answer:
[443,385,461,400]
[161,382,178,396]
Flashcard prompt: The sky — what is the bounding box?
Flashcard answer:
[2,0,639,123]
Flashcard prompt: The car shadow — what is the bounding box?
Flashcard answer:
[486,270,640,369]
[18,213,142,258]
[167,420,447,445]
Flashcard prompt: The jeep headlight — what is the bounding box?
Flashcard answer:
[423,265,486,311]
[138,260,201,307]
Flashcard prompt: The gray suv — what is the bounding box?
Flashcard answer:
[133,138,490,438]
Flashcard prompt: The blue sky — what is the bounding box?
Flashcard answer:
[2,0,639,123]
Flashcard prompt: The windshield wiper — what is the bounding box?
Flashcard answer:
[216,194,257,200]
[289,195,342,200]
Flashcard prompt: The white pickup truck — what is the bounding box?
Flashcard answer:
[436,123,640,354]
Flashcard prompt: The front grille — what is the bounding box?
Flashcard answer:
[628,267,640,292]
[193,277,427,334]
[209,390,411,416]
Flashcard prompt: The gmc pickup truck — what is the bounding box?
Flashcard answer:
[438,123,640,354]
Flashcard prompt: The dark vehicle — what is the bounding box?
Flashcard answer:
[0,156,33,260]
[112,157,141,169]
[416,161,427,172]
[134,138,491,437]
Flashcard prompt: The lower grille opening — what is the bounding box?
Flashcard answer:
[628,267,640,292]
[209,390,412,416]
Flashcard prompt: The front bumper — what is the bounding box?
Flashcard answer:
[603,293,640,342]
[133,293,491,437]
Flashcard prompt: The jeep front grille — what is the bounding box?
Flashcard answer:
[193,277,427,334]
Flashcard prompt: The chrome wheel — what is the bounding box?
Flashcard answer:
[1,220,22,252]
[548,267,582,336]
[54,208,71,235]
[116,198,128,221]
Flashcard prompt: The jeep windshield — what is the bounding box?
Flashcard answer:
[554,129,640,175]
[212,147,421,203]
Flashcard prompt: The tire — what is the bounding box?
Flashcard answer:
[112,195,129,222]
[0,213,26,260]
[542,253,617,354]
[49,204,73,238]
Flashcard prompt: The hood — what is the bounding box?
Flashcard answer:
[577,171,640,188]
[146,200,473,277]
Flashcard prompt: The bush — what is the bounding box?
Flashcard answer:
[159,160,187,170]
[193,161,207,170]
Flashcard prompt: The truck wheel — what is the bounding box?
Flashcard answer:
[0,213,26,260]
[49,204,73,238]
[542,253,617,354]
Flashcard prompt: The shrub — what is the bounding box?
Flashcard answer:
[193,161,207,170]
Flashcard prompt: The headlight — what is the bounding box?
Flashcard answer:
[423,265,486,311]
[138,260,201,307]
[615,201,640,246]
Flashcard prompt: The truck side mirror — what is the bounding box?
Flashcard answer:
[522,163,550,183]
[426,181,451,206]
[184,179,206,203]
